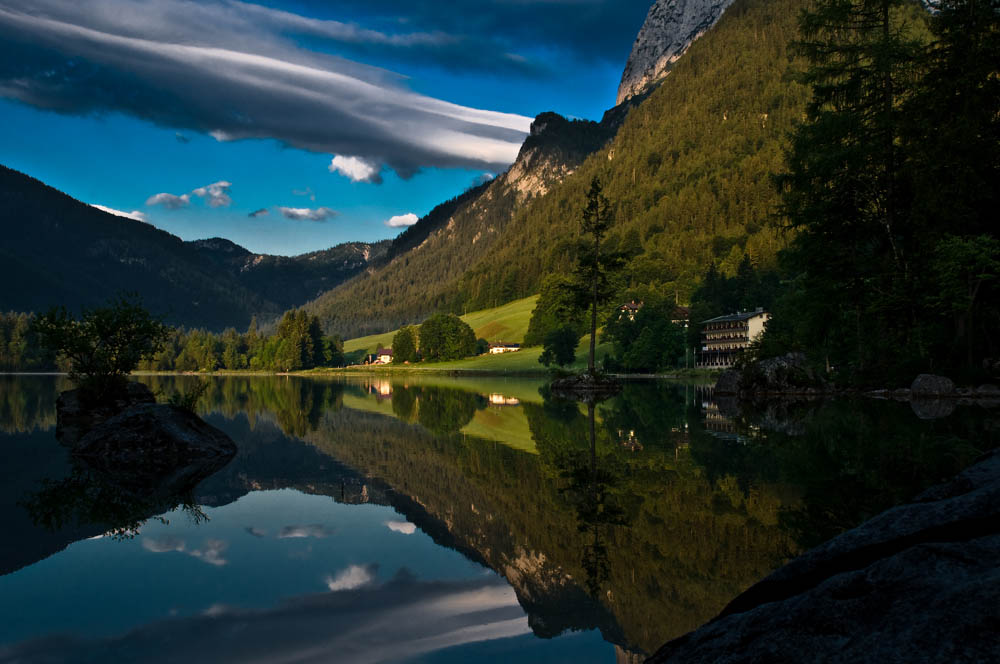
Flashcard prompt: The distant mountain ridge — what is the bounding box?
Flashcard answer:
[0,165,387,330]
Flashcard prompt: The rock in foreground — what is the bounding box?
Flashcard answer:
[56,382,156,446]
[646,448,1000,663]
[55,382,237,493]
[74,403,236,488]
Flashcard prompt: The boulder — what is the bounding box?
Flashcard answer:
[646,448,1000,663]
[56,382,156,446]
[713,370,742,395]
[714,353,824,396]
[910,374,955,397]
[74,403,236,491]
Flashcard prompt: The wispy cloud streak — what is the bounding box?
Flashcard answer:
[0,0,533,177]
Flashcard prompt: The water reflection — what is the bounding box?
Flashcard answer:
[0,374,996,659]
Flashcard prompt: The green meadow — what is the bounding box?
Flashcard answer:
[343,295,538,358]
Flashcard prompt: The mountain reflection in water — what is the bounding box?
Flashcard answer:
[0,374,995,660]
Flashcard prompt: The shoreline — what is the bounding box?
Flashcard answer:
[1,368,722,380]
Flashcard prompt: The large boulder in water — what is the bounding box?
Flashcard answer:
[646,448,1000,663]
[56,382,155,446]
[73,403,236,491]
[55,381,236,493]
[910,374,955,397]
[713,353,824,396]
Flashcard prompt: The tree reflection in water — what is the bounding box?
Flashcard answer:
[536,394,634,597]
[20,458,213,540]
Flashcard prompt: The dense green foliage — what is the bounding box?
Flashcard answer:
[602,298,686,373]
[538,325,580,367]
[0,165,385,331]
[0,312,57,372]
[763,0,999,382]
[391,326,418,363]
[134,309,344,373]
[33,294,169,400]
[524,276,587,347]
[418,314,476,361]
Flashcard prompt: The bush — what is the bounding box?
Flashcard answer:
[539,325,580,367]
[33,294,169,402]
[419,314,476,361]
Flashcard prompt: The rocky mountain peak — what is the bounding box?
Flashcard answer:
[617,0,736,105]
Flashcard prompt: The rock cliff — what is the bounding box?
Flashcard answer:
[617,0,736,105]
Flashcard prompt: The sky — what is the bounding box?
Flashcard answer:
[0,0,653,255]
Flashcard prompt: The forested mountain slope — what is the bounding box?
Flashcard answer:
[310,0,811,339]
[453,0,810,312]
[0,166,386,330]
[306,112,619,338]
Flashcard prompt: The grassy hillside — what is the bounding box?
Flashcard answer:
[343,295,538,356]
[332,333,612,374]
[309,0,811,338]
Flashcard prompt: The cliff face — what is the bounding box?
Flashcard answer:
[617,0,736,105]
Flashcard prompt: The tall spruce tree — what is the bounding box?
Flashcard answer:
[777,0,924,378]
[575,177,620,374]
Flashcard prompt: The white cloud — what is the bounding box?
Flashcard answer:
[278,206,337,222]
[278,524,336,538]
[191,180,233,208]
[385,520,417,534]
[142,535,186,553]
[0,0,534,177]
[189,539,229,566]
[384,213,419,228]
[146,181,233,210]
[248,208,269,218]
[329,156,382,184]
[324,564,375,591]
[90,203,148,222]
[145,192,190,209]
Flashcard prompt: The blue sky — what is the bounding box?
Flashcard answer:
[0,0,652,255]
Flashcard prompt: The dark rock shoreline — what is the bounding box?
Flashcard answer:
[646,447,1000,663]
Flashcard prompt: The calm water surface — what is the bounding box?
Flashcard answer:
[0,374,995,662]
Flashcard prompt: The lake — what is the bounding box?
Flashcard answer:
[0,374,995,662]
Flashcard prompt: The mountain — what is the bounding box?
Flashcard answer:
[305,111,621,338]
[617,0,738,105]
[309,0,810,339]
[0,166,386,330]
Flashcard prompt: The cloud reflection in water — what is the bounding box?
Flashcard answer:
[0,573,530,664]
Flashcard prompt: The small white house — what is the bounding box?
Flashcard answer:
[375,347,393,364]
[488,342,521,354]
